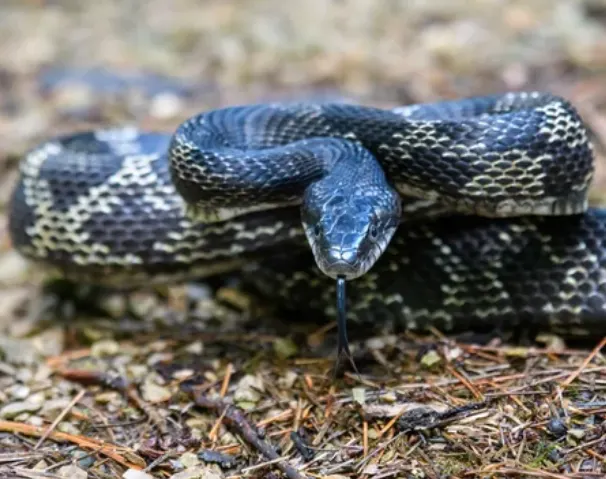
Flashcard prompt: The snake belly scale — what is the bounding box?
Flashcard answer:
[8,91,606,338]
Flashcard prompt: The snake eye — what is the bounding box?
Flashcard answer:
[314,224,322,238]
[369,224,378,240]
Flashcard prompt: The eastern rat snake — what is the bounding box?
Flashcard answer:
[8,92,605,366]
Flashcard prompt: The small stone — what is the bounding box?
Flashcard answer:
[365,335,397,350]
[28,416,44,427]
[32,327,65,357]
[91,339,120,357]
[547,448,561,462]
[185,341,204,355]
[28,392,46,405]
[568,428,585,440]
[57,421,80,435]
[277,370,298,389]
[169,466,223,479]
[420,350,441,367]
[7,384,30,399]
[130,293,158,317]
[234,374,264,403]
[142,379,172,403]
[15,367,34,383]
[95,391,122,404]
[187,283,212,302]
[57,464,87,479]
[147,352,173,366]
[0,400,42,419]
[123,469,155,479]
[127,364,149,380]
[0,361,16,376]
[150,92,184,120]
[0,251,31,284]
[0,337,39,365]
[273,337,298,359]
[352,387,366,405]
[546,418,567,437]
[178,452,200,469]
[445,346,462,361]
[197,450,237,468]
[33,459,48,469]
[100,294,128,318]
[72,449,96,469]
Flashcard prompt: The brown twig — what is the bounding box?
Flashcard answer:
[561,336,606,388]
[56,367,167,433]
[185,386,309,479]
[0,420,145,470]
[34,389,86,450]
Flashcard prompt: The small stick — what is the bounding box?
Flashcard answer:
[561,336,606,387]
[0,420,144,469]
[34,389,86,450]
[186,387,309,479]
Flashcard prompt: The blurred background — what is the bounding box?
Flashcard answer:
[3,0,606,299]
[3,4,606,475]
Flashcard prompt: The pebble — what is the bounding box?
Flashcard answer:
[129,293,159,317]
[0,400,42,419]
[6,384,30,399]
[187,283,213,302]
[32,327,65,357]
[272,337,298,359]
[277,370,298,389]
[419,349,442,367]
[0,251,31,285]
[100,294,128,318]
[57,421,80,435]
[123,469,156,479]
[178,452,200,469]
[0,337,39,365]
[91,339,121,357]
[184,341,204,355]
[28,416,44,427]
[149,92,184,119]
[42,397,72,415]
[234,374,264,403]
[72,449,97,469]
[197,450,237,468]
[58,465,87,479]
[169,466,224,479]
[547,448,561,462]
[127,364,149,380]
[33,459,48,470]
[142,377,172,403]
[546,418,568,437]
[568,428,586,440]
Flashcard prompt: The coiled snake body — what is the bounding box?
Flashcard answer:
[8,91,606,339]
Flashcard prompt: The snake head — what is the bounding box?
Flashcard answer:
[301,183,401,280]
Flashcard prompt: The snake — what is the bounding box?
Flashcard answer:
[8,91,606,361]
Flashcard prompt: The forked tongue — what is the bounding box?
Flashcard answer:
[333,276,360,378]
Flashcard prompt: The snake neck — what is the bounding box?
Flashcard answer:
[170,122,403,279]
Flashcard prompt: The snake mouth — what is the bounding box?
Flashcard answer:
[317,246,364,280]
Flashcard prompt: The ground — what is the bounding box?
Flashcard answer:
[1,1,606,478]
